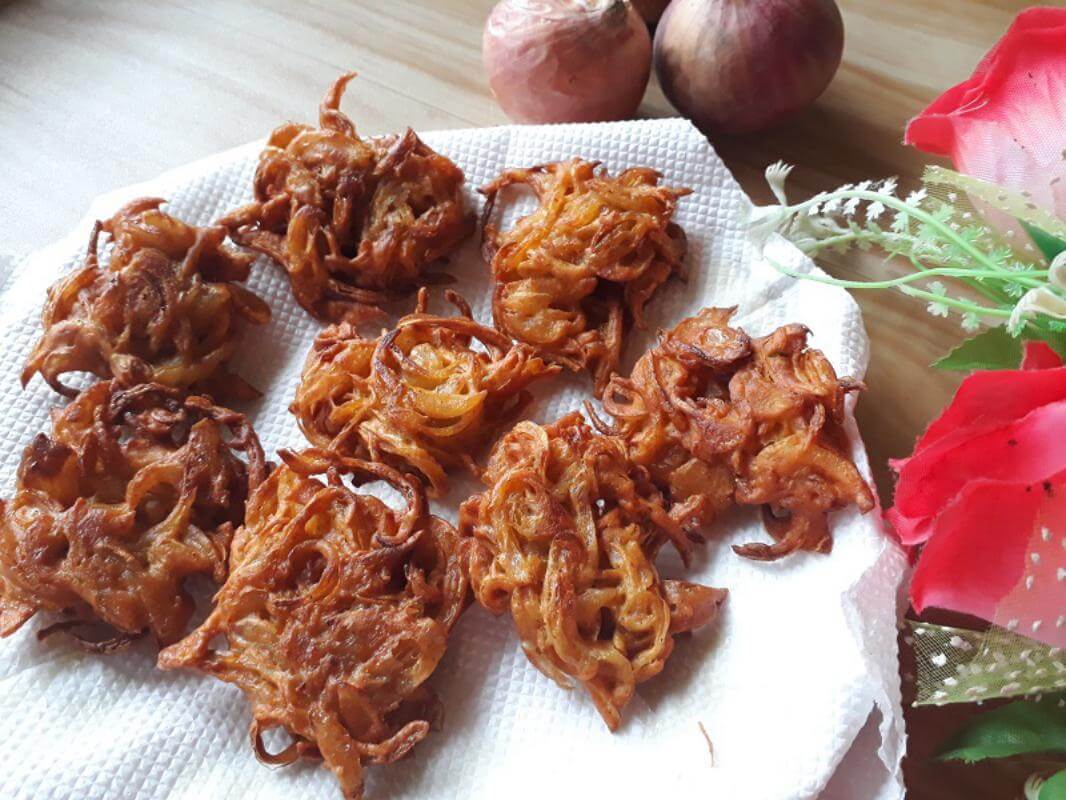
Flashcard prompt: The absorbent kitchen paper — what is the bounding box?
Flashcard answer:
[0,117,906,800]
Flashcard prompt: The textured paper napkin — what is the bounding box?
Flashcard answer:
[0,118,906,800]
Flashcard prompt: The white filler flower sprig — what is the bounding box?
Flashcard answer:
[749,162,1066,361]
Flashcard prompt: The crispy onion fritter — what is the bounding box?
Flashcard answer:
[480,159,690,392]
[22,198,271,399]
[597,307,875,561]
[158,449,467,800]
[0,381,266,647]
[292,288,559,496]
[460,412,725,731]
[221,73,476,323]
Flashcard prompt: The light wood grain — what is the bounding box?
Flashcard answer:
[0,1,1040,797]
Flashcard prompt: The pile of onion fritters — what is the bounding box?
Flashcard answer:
[1,74,876,800]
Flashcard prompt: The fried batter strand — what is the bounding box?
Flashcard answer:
[0,381,266,647]
[159,449,467,800]
[221,73,475,322]
[481,159,690,392]
[460,412,725,731]
[23,198,271,399]
[292,288,559,496]
[598,307,875,560]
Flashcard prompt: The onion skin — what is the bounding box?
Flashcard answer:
[632,0,672,25]
[483,0,652,124]
[654,0,844,136]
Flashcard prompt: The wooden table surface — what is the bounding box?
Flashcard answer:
[0,0,1041,797]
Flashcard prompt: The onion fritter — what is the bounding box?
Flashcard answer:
[0,381,266,647]
[598,307,875,561]
[480,159,690,392]
[158,449,467,800]
[460,412,725,731]
[292,288,559,496]
[22,198,270,399]
[221,73,476,323]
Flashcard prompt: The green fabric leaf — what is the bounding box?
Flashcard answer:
[932,325,1023,371]
[1023,222,1066,262]
[937,695,1066,764]
[1039,770,1066,800]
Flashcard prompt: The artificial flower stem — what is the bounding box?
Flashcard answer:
[766,253,1027,304]
[903,250,1049,305]
[903,255,1015,307]
[898,286,1013,317]
[788,190,1033,280]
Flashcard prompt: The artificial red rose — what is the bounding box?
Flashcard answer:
[1021,340,1063,370]
[888,343,1066,647]
[904,7,1066,218]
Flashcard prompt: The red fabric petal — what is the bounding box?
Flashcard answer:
[909,9,1066,126]
[905,8,1066,158]
[904,7,1066,216]
[909,366,1066,457]
[894,399,1066,537]
[909,478,1042,617]
[1021,340,1064,370]
[884,507,932,549]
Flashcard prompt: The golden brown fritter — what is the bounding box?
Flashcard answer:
[0,381,266,647]
[221,73,475,323]
[292,288,559,496]
[22,198,271,399]
[480,159,690,392]
[158,449,467,800]
[460,412,725,731]
[597,307,875,560]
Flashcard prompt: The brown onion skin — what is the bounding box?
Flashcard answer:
[483,0,652,124]
[654,0,844,136]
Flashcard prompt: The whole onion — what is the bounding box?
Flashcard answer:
[654,0,844,136]
[483,0,652,124]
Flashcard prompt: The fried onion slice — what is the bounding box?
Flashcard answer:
[292,288,559,496]
[158,449,467,800]
[598,307,875,561]
[480,159,690,392]
[22,198,270,399]
[0,381,266,646]
[460,412,725,731]
[221,73,476,323]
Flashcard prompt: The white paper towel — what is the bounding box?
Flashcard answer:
[0,118,906,800]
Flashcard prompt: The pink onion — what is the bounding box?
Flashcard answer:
[654,0,844,136]
[483,0,652,124]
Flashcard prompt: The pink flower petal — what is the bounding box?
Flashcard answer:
[894,399,1066,534]
[885,507,932,549]
[990,484,1066,648]
[904,8,1066,216]
[910,477,1046,618]
[910,366,1066,456]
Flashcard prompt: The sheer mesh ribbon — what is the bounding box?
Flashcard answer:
[923,165,1066,244]
[910,621,1066,706]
